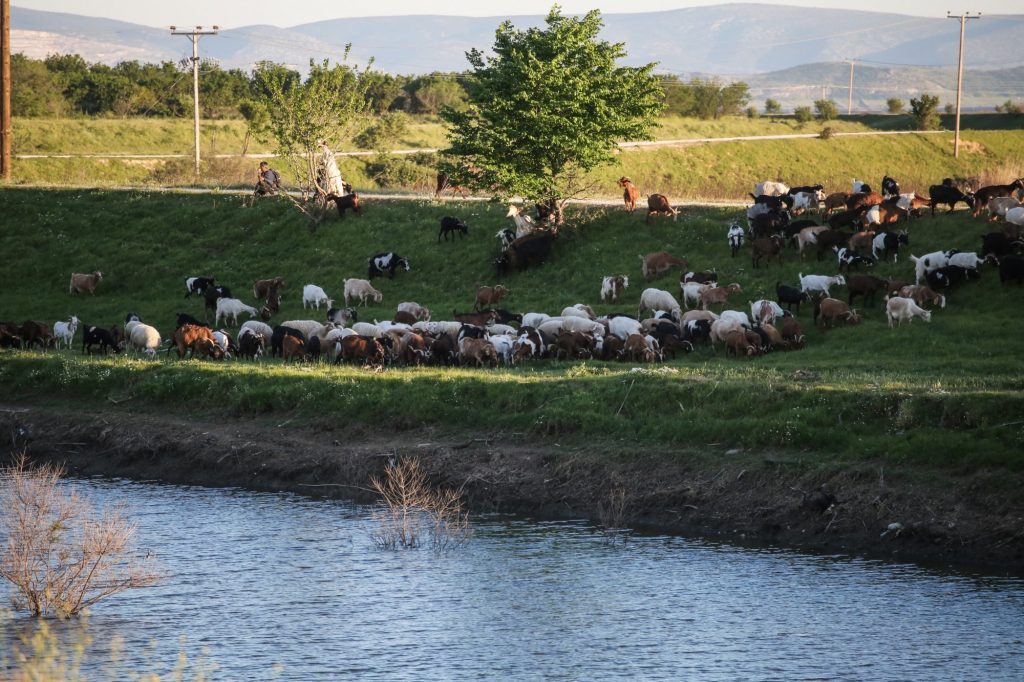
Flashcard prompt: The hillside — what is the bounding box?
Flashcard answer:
[1,188,1022,467]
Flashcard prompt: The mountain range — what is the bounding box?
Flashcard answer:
[10,3,1024,108]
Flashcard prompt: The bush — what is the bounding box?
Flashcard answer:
[1002,100,1023,115]
[0,456,159,617]
[764,98,782,115]
[814,99,839,122]
[910,94,941,131]
[793,106,813,124]
[369,457,471,551]
[887,98,904,114]
[819,126,836,140]
[366,154,436,191]
[944,103,955,116]
[745,106,759,119]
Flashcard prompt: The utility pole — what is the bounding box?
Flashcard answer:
[1,0,11,181]
[846,59,855,115]
[947,11,980,159]
[170,25,218,177]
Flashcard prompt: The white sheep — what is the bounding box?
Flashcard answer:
[280,320,326,339]
[302,284,333,310]
[885,296,932,327]
[608,316,643,341]
[560,317,605,335]
[128,323,161,359]
[560,304,595,320]
[215,298,259,326]
[1006,207,1024,227]
[638,288,681,320]
[343,278,383,307]
[754,181,789,197]
[53,315,80,349]
[719,310,751,328]
[240,320,274,342]
[351,322,385,338]
[397,301,431,321]
[521,312,552,328]
[486,323,518,336]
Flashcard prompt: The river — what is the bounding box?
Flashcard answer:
[2,478,1023,680]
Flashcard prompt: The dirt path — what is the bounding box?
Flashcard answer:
[2,404,1021,572]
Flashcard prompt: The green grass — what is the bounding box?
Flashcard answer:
[1,188,1023,468]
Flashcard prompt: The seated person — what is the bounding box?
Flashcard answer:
[254,162,281,195]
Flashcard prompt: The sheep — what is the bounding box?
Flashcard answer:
[559,317,605,336]
[302,284,333,310]
[281,320,328,339]
[639,288,681,320]
[814,297,860,328]
[709,317,746,352]
[561,304,595,320]
[1003,206,1024,227]
[397,302,431,321]
[719,310,752,328]
[680,309,719,324]
[799,273,846,297]
[754,181,789,197]
[240,320,274,342]
[608,316,643,341]
[128,323,161,359]
[897,285,946,309]
[53,315,80,349]
[343,278,384,307]
[521,312,552,329]
[885,296,932,327]
[699,283,742,311]
[215,298,259,326]
[69,271,103,295]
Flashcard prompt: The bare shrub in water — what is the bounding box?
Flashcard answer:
[0,456,160,617]
[597,487,631,544]
[369,457,471,551]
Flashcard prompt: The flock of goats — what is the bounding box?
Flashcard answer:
[4,172,1024,367]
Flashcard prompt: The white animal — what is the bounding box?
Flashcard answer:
[486,323,518,336]
[128,323,161,359]
[728,223,745,253]
[749,300,784,325]
[489,334,514,363]
[910,251,953,284]
[719,310,751,328]
[987,197,1022,220]
[561,304,595,320]
[608,316,643,341]
[343,278,383,307]
[506,204,536,238]
[681,309,719,324]
[852,179,868,193]
[240,320,273,342]
[638,288,681,320]
[350,322,384,338]
[791,190,823,213]
[885,296,932,327]
[302,284,333,310]
[600,275,629,303]
[709,317,745,349]
[1006,207,1024,227]
[797,226,829,258]
[53,315,79,349]
[754,181,789,197]
[215,298,259,326]
[681,281,710,309]
[521,312,552,329]
[862,205,881,227]
[397,302,431,321]
[560,317,605,335]
[281,320,326,339]
[947,252,986,271]
[799,273,847,296]
[212,330,232,357]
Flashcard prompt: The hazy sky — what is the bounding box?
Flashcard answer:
[12,1,1018,28]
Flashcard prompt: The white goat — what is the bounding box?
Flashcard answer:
[754,181,789,197]
[397,301,431,321]
[799,273,846,296]
[215,298,259,326]
[53,315,80,349]
[680,281,710,309]
[343,278,383,307]
[885,296,932,327]
[506,205,536,238]
[302,284,333,310]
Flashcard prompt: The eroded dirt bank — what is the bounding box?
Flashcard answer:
[2,405,1022,572]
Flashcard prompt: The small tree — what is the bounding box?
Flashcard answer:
[243,52,373,224]
[0,457,159,617]
[369,458,471,551]
[910,94,941,130]
[944,103,955,115]
[1003,100,1023,115]
[441,8,663,223]
[764,98,782,115]
[814,98,839,121]
[794,106,813,124]
[886,98,904,114]
[745,106,759,119]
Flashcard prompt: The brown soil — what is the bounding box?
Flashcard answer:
[2,404,1022,572]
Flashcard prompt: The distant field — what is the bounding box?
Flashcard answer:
[7,113,1024,200]
[1,188,1022,468]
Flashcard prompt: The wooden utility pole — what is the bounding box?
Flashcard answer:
[170,25,218,177]
[846,60,855,115]
[1,0,11,181]
[947,11,980,159]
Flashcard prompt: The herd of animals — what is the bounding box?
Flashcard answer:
[3,172,1024,367]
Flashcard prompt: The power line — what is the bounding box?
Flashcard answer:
[171,24,219,176]
[948,11,981,159]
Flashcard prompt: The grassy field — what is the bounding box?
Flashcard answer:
[9,113,1024,200]
[1,188,1022,469]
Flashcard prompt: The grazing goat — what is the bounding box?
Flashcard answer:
[640,251,688,280]
[872,231,908,263]
[215,298,259,326]
[897,285,945,309]
[814,298,860,328]
[799,273,846,297]
[475,285,509,310]
[846,275,889,307]
[368,252,410,280]
[344,279,383,307]
[971,179,1024,218]
[185,276,215,298]
[775,282,809,312]
[699,283,742,311]
[646,194,678,223]
[929,183,974,215]
[69,271,103,295]
[81,324,121,354]
[302,284,333,310]
[885,296,932,327]
[618,177,640,212]
[438,216,468,242]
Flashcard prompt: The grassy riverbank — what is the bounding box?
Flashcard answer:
[2,188,1023,469]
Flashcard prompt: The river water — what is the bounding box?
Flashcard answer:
[2,478,1023,680]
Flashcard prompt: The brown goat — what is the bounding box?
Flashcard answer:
[640,251,688,280]
[474,285,509,310]
[815,297,860,328]
[780,317,806,348]
[848,230,876,254]
[69,271,103,295]
[751,236,784,268]
[618,177,640,213]
[253,277,285,301]
[172,324,223,359]
[846,275,889,306]
[723,329,758,357]
[699,283,742,310]
[846,192,883,211]
[898,285,946,309]
[646,194,678,223]
[823,192,851,214]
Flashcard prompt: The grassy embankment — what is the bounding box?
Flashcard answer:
[1,188,1022,470]
[9,114,1024,198]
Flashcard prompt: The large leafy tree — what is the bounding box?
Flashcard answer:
[440,7,663,224]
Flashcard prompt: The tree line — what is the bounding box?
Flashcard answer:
[11,52,750,121]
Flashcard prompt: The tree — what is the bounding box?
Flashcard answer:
[886,97,904,114]
[793,106,813,124]
[814,98,838,121]
[764,98,781,115]
[10,54,67,116]
[944,103,955,115]
[910,94,941,131]
[745,106,759,119]
[405,74,468,114]
[243,53,372,224]
[0,457,159,617]
[441,8,663,223]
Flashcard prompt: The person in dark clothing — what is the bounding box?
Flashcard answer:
[254,161,281,196]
